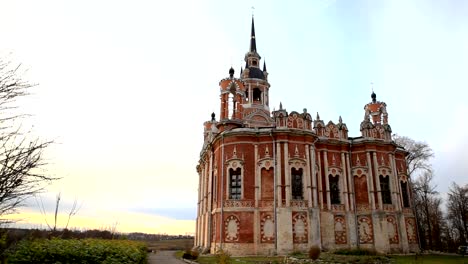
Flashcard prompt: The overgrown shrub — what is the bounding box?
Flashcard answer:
[6,238,147,264]
[182,249,199,260]
[215,248,231,264]
[308,246,321,260]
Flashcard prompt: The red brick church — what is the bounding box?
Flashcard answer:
[195,18,419,255]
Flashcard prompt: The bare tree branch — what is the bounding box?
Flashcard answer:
[0,57,57,222]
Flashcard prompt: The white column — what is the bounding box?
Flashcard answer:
[366,152,376,210]
[254,144,259,207]
[276,142,282,207]
[284,142,290,206]
[373,152,382,210]
[341,152,349,211]
[390,153,402,211]
[305,144,313,207]
[310,146,318,208]
[317,151,323,210]
[324,151,330,210]
[346,153,354,211]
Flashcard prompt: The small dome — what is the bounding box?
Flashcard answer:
[371,91,377,103]
[247,67,265,80]
[229,67,235,77]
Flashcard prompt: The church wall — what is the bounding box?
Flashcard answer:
[196,17,419,255]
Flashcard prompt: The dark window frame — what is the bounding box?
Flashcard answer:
[229,168,242,200]
[380,175,392,204]
[329,175,341,204]
[291,168,303,200]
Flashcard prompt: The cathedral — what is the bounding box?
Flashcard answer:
[195,18,419,255]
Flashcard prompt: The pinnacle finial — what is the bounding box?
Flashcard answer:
[263,60,267,71]
[339,116,342,123]
[250,16,257,52]
[279,102,283,110]
[316,112,320,120]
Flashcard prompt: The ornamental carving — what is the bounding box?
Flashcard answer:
[356,204,370,211]
[224,200,253,208]
[383,204,395,212]
[405,217,417,244]
[334,215,347,244]
[224,215,240,242]
[331,204,345,211]
[291,200,307,208]
[358,215,374,244]
[292,212,308,243]
[260,213,275,243]
[387,215,399,244]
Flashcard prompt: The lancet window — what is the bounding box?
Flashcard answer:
[229,168,242,199]
[329,175,341,204]
[291,168,303,200]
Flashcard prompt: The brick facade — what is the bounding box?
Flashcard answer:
[195,18,419,255]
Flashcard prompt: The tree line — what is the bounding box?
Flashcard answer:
[394,135,468,252]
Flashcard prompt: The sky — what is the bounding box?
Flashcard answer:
[1,0,467,235]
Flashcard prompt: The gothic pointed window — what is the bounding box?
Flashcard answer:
[401,181,410,208]
[229,168,241,199]
[291,168,303,200]
[380,175,392,204]
[329,175,340,204]
[228,93,236,119]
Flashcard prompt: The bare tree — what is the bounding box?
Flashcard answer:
[0,58,55,221]
[393,134,434,177]
[412,171,445,250]
[447,182,468,246]
[37,192,81,234]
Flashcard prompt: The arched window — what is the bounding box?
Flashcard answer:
[380,175,392,204]
[229,168,241,199]
[291,168,303,200]
[253,88,262,102]
[401,181,410,208]
[228,93,236,119]
[329,175,340,204]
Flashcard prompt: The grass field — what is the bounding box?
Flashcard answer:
[143,241,467,264]
[392,254,467,264]
[145,238,193,252]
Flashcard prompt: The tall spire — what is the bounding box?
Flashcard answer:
[250,16,257,52]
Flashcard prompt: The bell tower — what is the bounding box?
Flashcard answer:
[240,17,274,127]
[360,91,392,140]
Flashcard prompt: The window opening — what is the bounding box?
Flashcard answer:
[380,175,392,204]
[229,168,241,199]
[291,168,303,200]
[329,175,341,204]
[401,181,410,207]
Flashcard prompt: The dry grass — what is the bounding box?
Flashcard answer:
[145,238,193,252]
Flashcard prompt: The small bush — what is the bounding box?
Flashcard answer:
[215,248,231,264]
[308,246,321,260]
[182,249,199,260]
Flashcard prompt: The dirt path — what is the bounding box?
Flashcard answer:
[147,250,186,264]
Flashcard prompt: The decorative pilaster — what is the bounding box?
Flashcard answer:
[341,152,349,211]
[366,152,376,210]
[373,152,382,210]
[324,151,330,210]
